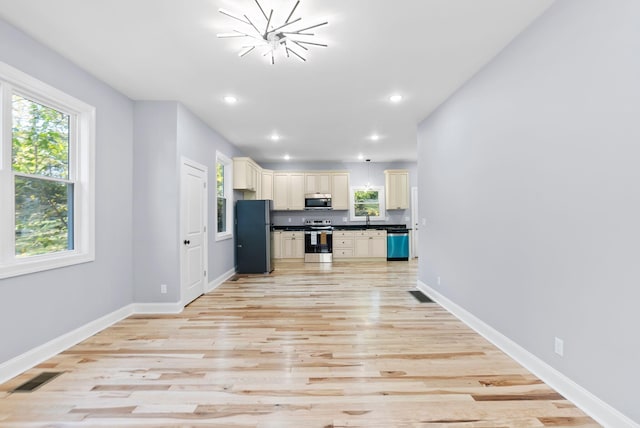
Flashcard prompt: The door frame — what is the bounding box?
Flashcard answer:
[179,157,209,307]
[411,186,419,258]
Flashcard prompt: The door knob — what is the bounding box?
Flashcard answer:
[183,240,190,245]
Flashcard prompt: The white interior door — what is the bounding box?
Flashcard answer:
[411,186,419,258]
[180,159,208,306]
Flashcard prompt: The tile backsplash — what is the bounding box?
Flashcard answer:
[270,209,410,227]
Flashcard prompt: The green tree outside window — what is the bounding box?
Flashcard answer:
[12,95,73,257]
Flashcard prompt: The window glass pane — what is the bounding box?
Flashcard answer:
[216,163,224,197]
[354,190,380,216]
[15,177,73,257]
[217,197,226,233]
[12,94,70,179]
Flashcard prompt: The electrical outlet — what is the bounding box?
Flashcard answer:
[160,284,167,294]
[342,217,347,222]
[404,216,410,221]
[555,337,564,356]
[437,276,441,285]
[422,218,426,226]
[288,218,292,223]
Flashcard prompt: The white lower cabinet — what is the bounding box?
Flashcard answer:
[333,230,355,259]
[271,231,282,259]
[281,231,304,259]
[334,229,386,259]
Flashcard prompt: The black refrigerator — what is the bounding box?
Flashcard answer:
[235,200,273,274]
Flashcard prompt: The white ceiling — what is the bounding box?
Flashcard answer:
[0,0,554,163]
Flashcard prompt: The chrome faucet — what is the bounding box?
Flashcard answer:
[365,214,370,226]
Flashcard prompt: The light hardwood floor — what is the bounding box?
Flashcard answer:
[0,260,600,427]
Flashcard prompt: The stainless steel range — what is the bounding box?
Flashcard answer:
[304,219,333,263]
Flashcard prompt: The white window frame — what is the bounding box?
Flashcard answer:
[349,186,386,222]
[0,62,95,279]
[215,151,233,241]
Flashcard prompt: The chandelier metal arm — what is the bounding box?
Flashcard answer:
[295,40,328,48]
[270,17,302,33]
[291,21,328,33]
[290,40,309,51]
[239,46,256,57]
[283,31,314,36]
[264,9,273,37]
[219,8,250,25]
[285,1,300,24]
[244,14,263,37]
[254,0,269,21]
[286,46,306,62]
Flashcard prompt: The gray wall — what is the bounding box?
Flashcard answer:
[0,18,134,362]
[262,161,417,227]
[133,102,180,302]
[417,0,640,423]
[176,104,244,282]
[133,102,244,303]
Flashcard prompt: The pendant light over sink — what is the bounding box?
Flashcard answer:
[365,159,372,190]
[217,0,329,65]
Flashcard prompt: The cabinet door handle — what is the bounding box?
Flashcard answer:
[183,240,191,245]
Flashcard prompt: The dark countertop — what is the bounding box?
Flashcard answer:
[271,226,306,231]
[272,224,411,231]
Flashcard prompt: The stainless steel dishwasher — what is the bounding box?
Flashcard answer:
[387,228,409,261]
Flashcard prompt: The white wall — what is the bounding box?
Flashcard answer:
[417,0,640,423]
[0,18,134,362]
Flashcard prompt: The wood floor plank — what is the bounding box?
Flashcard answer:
[0,260,600,427]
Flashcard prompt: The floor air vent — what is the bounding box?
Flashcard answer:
[409,290,434,303]
[11,372,64,393]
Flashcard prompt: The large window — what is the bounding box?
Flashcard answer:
[215,151,232,241]
[349,186,386,222]
[0,62,95,279]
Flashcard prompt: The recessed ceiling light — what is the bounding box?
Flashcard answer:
[357,154,364,160]
[284,154,290,160]
[370,134,380,141]
[223,95,237,104]
[270,134,280,141]
[389,94,403,103]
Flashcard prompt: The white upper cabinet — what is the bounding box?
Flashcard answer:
[305,173,332,194]
[273,172,305,210]
[331,172,350,210]
[261,169,273,200]
[384,169,409,210]
[233,157,260,192]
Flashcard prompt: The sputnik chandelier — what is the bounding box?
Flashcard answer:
[217,0,328,64]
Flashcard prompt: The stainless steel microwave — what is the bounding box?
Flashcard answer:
[304,193,332,210]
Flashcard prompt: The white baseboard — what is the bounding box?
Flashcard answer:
[0,304,135,385]
[417,280,639,428]
[133,302,183,314]
[206,267,235,293]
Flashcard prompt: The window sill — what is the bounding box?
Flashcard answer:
[0,251,95,280]
[215,232,233,242]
